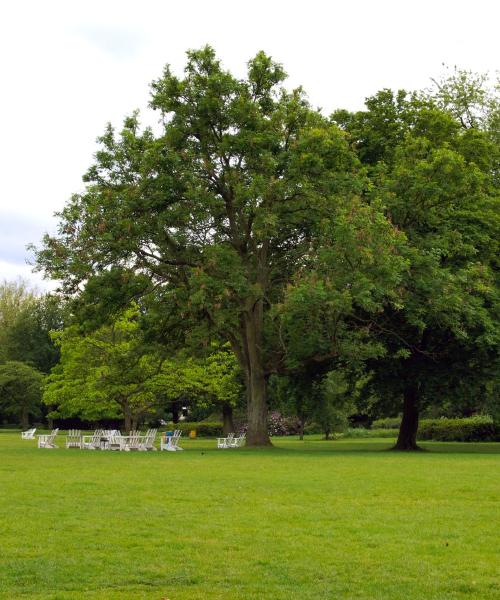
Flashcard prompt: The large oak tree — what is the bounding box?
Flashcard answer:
[36,48,405,445]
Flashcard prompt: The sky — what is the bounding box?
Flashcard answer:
[0,0,498,290]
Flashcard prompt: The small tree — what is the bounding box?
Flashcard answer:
[0,361,44,429]
[156,343,244,433]
[44,307,166,431]
[315,370,353,440]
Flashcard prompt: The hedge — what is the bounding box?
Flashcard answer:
[373,415,499,441]
[418,416,499,442]
[164,422,223,437]
[372,417,402,429]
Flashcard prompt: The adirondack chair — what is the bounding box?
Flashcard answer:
[21,428,36,440]
[38,429,59,449]
[160,430,183,451]
[217,432,234,449]
[82,430,103,450]
[108,431,123,451]
[122,433,143,451]
[229,433,246,448]
[66,429,82,449]
[141,429,157,451]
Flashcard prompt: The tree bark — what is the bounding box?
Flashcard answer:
[243,308,271,447]
[20,405,29,431]
[171,401,180,424]
[222,403,235,435]
[299,416,305,441]
[394,385,421,450]
[123,401,133,433]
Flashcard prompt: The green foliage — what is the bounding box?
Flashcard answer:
[0,361,44,428]
[313,370,354,439]
[342,427,399,439]
[4,294,66,373]
[372,417,403,429]
[0,280,37,364]
[418,416,499,442]
[336,77,500,447]
[163,421,223,437]
[373,416,498,442]
[34,47,407,445]
[44,306,167,429]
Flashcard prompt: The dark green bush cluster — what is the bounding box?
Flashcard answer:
[165,422,223,437]
[418,416,499,442]
[372,417,402,429]
[343,428,399,438]
[303,422,323,435]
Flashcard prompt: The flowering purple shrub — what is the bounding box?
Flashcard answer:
[267,411,301,436]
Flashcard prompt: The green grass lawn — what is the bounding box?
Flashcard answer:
[0,432,499,599]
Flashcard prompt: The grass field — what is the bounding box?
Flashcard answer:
[0,432,499,599]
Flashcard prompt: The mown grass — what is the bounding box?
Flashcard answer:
[0,432,499,599]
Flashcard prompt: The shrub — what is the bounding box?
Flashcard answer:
[165,422,223,437]
[267,411,301,436]
[303,422,323,435]
[343,428,399,438]
[417,416,499,442]
[372,417,402,429]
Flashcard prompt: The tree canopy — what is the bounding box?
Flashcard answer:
[35,47,407,445]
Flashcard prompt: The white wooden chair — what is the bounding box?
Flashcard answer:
[21,428,36,439]
[66,429,82,449]
[217,432,234,449]
[160,430,183,451]
[141,429,157,451]
[38,429,59,449]
[229,434,246,448]
[108,431,123,451]
[122,433,143,451]
[82,430,103,450]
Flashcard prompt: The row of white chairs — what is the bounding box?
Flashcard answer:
[32,428,164,451]
[24,428,244,449]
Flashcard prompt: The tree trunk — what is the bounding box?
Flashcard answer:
[171,401,180,424]
[244,308,271,447]
[124,412,132,434]
[299,417,305,441]
[394,385,420,450]
[222,403,235,435]
[20,405,29,431]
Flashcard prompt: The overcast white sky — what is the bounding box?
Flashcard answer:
[0,0,498,289]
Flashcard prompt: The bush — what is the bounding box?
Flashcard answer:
[268,412,301,436]
[303,422,323,435]
[418,416,499,442]
[372,417,402,429]
[343,428,399,438]
[165,422,223,437]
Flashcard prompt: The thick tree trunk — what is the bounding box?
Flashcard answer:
[222,403,235,435]
[124,412,132,434]
[20,405,29,431]
[122,400,133,433]
[246,366,270,445]
[299,417,305,441]
[243,308,271,447]
[394,385,420,450]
